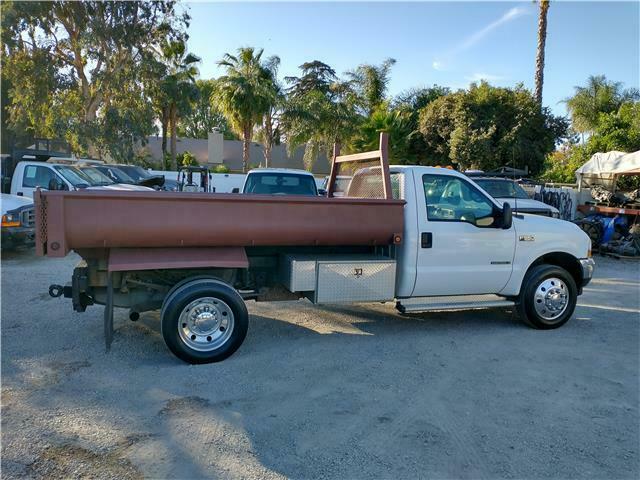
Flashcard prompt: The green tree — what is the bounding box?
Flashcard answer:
[2,0,188,158]
[589,102,640,152]
[347,58,396,115]
[214,47,280,173]
[155,40,200,169]
[565,75,640,135]
[388,86,451,163]
[282,61,361,169]
[177,79,236,140]
[257,57,282,167]
[418,81,569,173]
[541,77,639,184]
[348,104,414,162]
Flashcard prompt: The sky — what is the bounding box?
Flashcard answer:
[185,1,640,117]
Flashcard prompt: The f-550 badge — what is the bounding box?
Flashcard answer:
[519,235,535,242]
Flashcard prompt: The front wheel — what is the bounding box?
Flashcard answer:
[161,278,248,364]
[518,264,577,329]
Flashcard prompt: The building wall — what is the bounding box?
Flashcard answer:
[145,135,330,175]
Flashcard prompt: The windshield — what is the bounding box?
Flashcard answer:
[474,179,529,199]
[79,167,115,186]
[53,166,92,187]
[116,165,148,182]
[97,166,135,184]
[243,172,318,195]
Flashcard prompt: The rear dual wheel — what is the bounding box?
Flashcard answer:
[161,278,248,364]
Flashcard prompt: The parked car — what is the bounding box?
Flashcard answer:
[473,177,560,218]
[1,193,35,249]
[111,164,165,189]
[321,175,352,197]
[92,164,138,185]
[236,168,319,195]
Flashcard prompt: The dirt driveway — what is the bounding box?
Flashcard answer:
[1,251,638,479]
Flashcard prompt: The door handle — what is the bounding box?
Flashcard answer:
[421,232,432,248]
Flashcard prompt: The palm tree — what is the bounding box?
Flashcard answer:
[534,0,550,105]
[347,58,396,115]
[258,56,282,167]
[565,75,640,135]
[215,47,280,173]
[282,61,361,170]
[159,40,200,170]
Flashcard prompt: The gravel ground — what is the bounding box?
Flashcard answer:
[1,250,639,479]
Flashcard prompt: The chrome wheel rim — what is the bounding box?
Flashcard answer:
[178,297,234,352]
[534,277,569,321]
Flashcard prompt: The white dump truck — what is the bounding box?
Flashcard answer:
[39,134,595,363]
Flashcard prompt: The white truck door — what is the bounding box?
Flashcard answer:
[13,164,67,198]
[412,172,516,296]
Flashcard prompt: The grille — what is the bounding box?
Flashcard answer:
[21,207,36,227]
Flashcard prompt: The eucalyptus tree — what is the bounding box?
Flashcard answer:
[2,0,188,158]
[215,47,280,172]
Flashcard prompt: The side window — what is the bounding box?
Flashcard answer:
[423,174,495,226]
[22,166,58,189]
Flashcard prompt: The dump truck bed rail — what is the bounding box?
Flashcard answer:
[34,190,405,257]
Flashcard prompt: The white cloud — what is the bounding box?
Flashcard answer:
[458,7,528,52]
[465,72,505,82]
[432,6,529,70]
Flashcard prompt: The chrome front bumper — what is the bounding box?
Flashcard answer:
[580,258,596,286]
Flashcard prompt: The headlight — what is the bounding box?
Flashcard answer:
[1,213,21,227]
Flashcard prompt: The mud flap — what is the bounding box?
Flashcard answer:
[104,272,114,351]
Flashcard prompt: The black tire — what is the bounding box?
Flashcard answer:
[517,264,577,330]
[161,278,248,364]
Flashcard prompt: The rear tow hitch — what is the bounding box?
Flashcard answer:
[49,284,65,298]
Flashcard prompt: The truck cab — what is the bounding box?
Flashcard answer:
[239,168,319,196]
[386,166,592,302]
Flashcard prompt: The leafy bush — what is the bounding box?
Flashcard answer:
[180,151,197,167]
[212,164,230,173]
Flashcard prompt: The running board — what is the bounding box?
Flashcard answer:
[396,295,515,314]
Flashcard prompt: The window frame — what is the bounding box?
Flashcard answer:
[422,173,500,228]
[22,165,65,189]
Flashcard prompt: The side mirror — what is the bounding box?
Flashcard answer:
[318,188,327,196]
[48,178,67,191]
[231,187,240,194]
[502,202,513,229]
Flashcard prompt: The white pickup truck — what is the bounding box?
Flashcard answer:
[235,168,320,195]
[10,161,154,198]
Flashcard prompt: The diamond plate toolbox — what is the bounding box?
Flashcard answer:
[315,259,396,303]
[280,254,318,292]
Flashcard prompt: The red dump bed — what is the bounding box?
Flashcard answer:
[34,190,405,257]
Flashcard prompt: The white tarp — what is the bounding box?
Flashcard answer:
[575,150,640,188]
